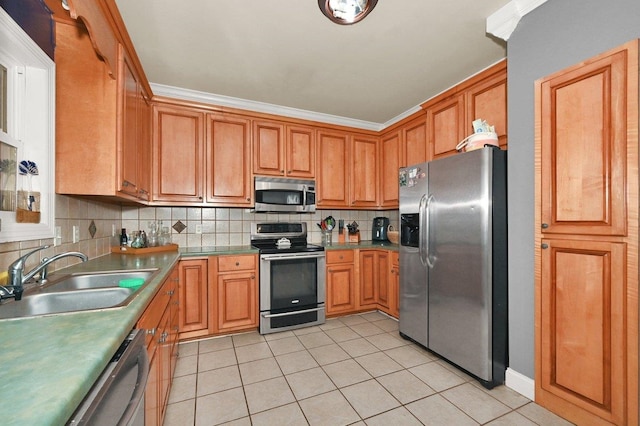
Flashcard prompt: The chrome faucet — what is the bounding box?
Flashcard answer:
[3,246,88,301]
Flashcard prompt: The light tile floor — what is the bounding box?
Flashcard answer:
[163,312,573,426]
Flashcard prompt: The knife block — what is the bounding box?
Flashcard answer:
[348,231,360,243]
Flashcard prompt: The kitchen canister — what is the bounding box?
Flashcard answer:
[456,132,499,152]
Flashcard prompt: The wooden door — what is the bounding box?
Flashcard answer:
[539,239,625,424]
[144,348,159,426]
[137,91,152,201]
[253,119,285,176]
[206,113,252,206]
[317,130,349,208]
[326,250,356,315]
[465,62,507,149]
[178,259,208,338]
[217,271,257,331]
[350,135,379,208]
[158,303,172,422]
[539,49,627,237]
[153,104,204,203]
[326,263,355,315]
[286,124,316,178]
[535,40,638,426]
[119,50,139,197]
[390,263,399,318]
[380,130,400,207]
[358,250,377,308]
[376,251,390,310]
[401,117,427,167]
[427,93,465,159]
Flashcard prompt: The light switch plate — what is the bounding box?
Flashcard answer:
[72,225,79,243]
[195,224,203,234]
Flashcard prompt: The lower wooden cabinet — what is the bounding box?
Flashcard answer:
[538,238,627,424]
[177,254,258,339]
[359,250,390,310]
[326,250,356,315]
[327,248,398,317]
[138,265,179,426]
[389,251,400,318]
[178,258,209,340]
[215,255,258,332]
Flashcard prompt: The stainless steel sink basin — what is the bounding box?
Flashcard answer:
[44,269,158,292]
[0,287,135,319]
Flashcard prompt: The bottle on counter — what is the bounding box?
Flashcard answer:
[120,228,128,247]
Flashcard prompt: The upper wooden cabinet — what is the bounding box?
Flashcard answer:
[538,50,627,237]
[152,104,253,207]
[253,121,316,178]
[350,135,379,208]
[401,116,428,167]
[535,40,638,426]
[424,60,507,159]
[426,93,465,160]
[206,113,253,206]
[53,0,153,202]
[119,49,151,200]
[380,130,400,207]
[317,130,350,208]
[152,103,205,204]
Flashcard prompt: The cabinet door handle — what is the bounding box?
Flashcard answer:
[251,275,255,280]
[287,170,292,174]
[235,261,240,266]
[147,328,156,336]
[246,197,250,201]
[541,223,549,229]
[541,243,549,249]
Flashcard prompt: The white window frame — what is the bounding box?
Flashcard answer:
[0,7,55,243]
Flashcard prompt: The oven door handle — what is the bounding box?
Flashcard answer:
[261,307,325,318]
[260,252,326,261]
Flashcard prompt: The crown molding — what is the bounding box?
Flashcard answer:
[150,83,384,132]
[486,0,548,41]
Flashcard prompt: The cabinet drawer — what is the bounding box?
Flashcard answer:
[218,255,256,272]
[326,250,354,264]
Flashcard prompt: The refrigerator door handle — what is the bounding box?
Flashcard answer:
[424,195,434,268]
[419,194,433,267]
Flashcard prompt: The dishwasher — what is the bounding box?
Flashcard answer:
[67,329,149,426]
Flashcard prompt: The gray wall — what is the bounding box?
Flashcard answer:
[507,0,640,378]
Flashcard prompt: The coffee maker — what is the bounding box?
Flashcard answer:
[372,217,390,241]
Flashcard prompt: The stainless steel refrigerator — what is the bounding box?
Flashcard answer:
[398,147,507,389]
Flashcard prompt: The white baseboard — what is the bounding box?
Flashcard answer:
[505,368,535,400]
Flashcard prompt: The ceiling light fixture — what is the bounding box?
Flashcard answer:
[318,0,378,25]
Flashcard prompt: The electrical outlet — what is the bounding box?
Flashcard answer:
[195,224,203,234]
[54,226,62,246]
[72,225,80,243]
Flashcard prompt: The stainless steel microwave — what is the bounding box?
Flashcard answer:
[254,177,316,213]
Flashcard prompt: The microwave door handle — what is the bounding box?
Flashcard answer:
[303,187,307,207]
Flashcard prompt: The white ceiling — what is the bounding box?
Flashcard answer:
[115,1,508,127]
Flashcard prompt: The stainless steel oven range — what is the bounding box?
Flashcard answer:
[251,222,326,334]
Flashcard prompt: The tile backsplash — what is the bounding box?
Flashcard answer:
[122,206,399,247]
[1,195,398,274]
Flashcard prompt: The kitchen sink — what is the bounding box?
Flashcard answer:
[0,287,135,319]
[43,269,158,292]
